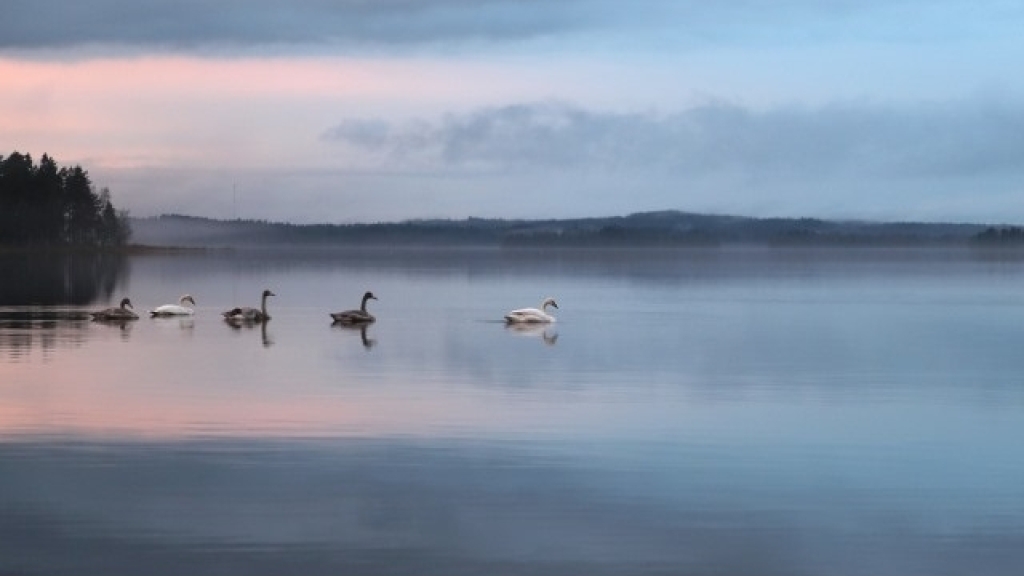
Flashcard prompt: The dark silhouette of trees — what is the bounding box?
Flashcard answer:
[971,226,1024,245]
[134,211,994,248]
[0,151,131,247]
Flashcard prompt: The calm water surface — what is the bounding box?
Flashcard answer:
[2,247,1023,575]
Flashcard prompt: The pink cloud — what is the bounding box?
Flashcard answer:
[1,54,563,175]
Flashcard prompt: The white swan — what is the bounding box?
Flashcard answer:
[90,297,139,321]
[330,291,377,325]
[149,294,196,317]
[223,289,275,323]
[504,297,558,324]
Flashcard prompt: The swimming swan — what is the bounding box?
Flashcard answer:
[223,289,275,323]
[150,294,196,317]
[504,297,558,324]
[330,291,377,325]
[91,297,139,321]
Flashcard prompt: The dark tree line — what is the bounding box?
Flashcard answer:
[0,151,131,247]
[971,226,1024,245]
[136,211,992,248]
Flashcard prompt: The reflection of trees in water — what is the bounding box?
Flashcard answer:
[0,309,91,359]
[0,252,128,306]
[0,252,128,357]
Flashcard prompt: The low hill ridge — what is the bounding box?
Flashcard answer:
[129,211,1008,248]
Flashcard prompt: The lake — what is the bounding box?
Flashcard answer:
[2,246,1023,575]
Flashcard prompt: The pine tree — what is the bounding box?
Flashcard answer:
[0,151,130,247]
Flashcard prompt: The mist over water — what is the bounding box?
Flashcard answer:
[2,246,1024,575]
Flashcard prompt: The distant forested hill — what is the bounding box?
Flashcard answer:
[0,152,131,247]
[130,211,999,248]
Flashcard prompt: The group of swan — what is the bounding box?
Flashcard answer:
[90,290,380,325]
[91,291,558,325]
[91,294,197,321]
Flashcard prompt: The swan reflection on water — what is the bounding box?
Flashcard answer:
[224,316,274,347]
[91,317,136,341]
[332,322,376,350]
[150,314,195,332]
[91,317,136,329]
[504,322,558,346]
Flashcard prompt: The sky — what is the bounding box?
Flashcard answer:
[3,0,1024,224]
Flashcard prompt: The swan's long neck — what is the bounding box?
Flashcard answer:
[361,294,370,312]
[261,293,269,316]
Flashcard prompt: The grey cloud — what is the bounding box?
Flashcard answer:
[4,0,1018,52]
[0,0,597,51]
[325,119,393,149]
[323,99,1024,181]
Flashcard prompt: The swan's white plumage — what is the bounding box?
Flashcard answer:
[504,297,558,324]
[150,294,196,317]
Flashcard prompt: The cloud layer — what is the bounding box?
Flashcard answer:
[1,0,597,50]
[324,99,1024,181]
[5,1,1021,52]
[95,97,1024,225]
